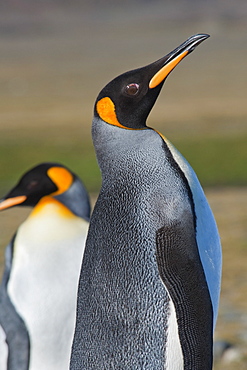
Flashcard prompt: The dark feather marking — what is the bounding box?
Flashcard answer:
[156,222,213,369]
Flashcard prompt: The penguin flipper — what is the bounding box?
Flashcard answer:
[155,222,213,370]
[0,237,30,370]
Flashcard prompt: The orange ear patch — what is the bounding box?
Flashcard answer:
[96,97,128,129]
[47,167,73,196]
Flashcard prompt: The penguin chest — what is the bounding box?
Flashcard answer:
[80,182,189,368]
[7,206,88,370]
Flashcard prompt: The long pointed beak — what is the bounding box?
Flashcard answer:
[149,34,210,89]
[0,195,27,211]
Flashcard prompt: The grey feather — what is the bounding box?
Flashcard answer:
[0,237,30,370]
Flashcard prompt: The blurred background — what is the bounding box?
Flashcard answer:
[0,0,246,368]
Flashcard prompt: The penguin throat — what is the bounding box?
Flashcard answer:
[30,197,75,219]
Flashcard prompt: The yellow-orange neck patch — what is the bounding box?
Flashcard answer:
[149,50,188,89]
[47,167,73,196]
[152,128,167,142]
[31,196,75,218]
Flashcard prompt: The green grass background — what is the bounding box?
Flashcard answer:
[1,128,247,195]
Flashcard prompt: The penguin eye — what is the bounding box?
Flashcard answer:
[27,180,39,190]
[125,83,139,96]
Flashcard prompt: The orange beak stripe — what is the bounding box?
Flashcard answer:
[0,195,27,210]
[149,50,189,89]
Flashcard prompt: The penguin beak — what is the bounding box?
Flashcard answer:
[0,195,27,210]
[149,34,210,89]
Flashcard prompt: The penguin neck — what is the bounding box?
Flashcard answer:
[54,178,91,221]
[92,117,154,180]
[30,196,75,219]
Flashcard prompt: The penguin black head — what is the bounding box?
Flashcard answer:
[95,34,209,130]
[0,163,91,220]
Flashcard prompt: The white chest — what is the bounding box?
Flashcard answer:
[8,206,88,370]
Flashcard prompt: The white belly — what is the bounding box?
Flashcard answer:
[166,299,184,369]
[7,207,88,370]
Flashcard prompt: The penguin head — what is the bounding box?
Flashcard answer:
[95,34,209,130]
[0,163,91,220]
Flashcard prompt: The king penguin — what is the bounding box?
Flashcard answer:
[70,34,222,370]
[0,162,90,370]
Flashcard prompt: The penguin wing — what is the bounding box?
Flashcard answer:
[164,138,222,327]
[155,221,213,369]
[0,237,30,370]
